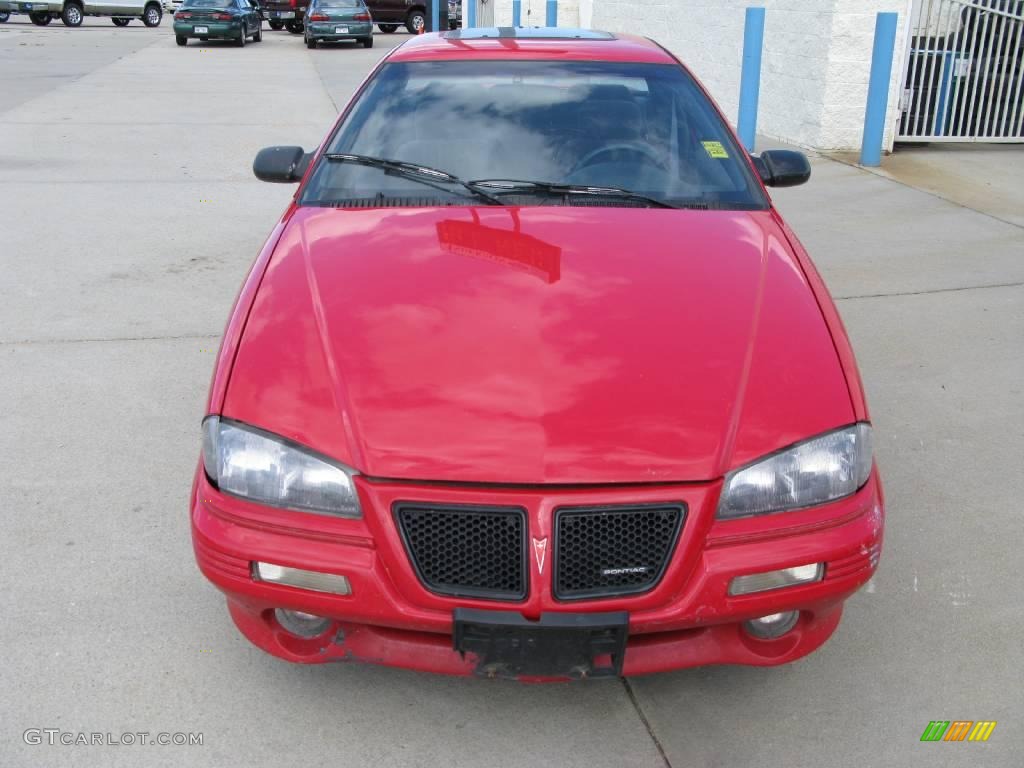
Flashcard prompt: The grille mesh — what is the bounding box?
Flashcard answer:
[555,505,684,599]
[396,505,526,600]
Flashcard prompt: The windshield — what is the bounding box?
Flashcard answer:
[315,0,361,7]
[302,60,768,209]
[182,0,234,7]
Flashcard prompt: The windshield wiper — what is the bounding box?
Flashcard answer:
[322,154,503,206]
[466,179,681,209]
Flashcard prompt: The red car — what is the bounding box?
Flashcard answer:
[192,28,884,680]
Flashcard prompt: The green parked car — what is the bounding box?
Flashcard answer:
[173,0,262,46]
[304,0,373,49]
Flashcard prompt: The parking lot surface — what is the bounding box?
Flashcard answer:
[1,20,1022,768]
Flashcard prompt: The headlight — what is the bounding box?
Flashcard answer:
[201,416,361,518]
[716,423,873,519]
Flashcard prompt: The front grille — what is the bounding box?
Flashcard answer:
[554,504,685,600]
[395,504,527,601]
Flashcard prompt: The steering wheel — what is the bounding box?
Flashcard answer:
[570,141,666,175]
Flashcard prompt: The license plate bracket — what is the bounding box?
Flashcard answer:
[453,608,628,679]
[193,25,208,33]
[335,25,348,33]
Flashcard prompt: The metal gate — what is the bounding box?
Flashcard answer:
[899,0,1024,141]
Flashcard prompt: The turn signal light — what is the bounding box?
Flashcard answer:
[728,563,823,596]
[353,12,370,20]
[253,562,352,595]
[309,12,328,20]
[214,12,232,19]
[175,11,191,17]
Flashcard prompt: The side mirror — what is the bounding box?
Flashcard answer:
[751,150,811,188]
[253,146,312,183]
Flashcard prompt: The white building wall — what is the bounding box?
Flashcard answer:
[591,0,911,151]
[488,0,513,26]
[483,0,913,152]
[820,0,914,150]
[481,0,581,27]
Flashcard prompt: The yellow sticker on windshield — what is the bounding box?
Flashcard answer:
[702,141,729,159]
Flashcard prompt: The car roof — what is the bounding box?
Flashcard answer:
[387,28,678,64]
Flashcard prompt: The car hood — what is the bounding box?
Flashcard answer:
[224,205,853,484]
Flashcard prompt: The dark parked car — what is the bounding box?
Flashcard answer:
[304,0,372,48]
[262,0,306,32]
[173,0,262,45]
[364,0,423,33]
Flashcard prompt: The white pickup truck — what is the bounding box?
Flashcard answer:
[0,0,164,26]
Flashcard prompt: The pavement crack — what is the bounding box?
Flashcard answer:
[1,333,220,347]
[308,47,340,112]
[835,280,1024,301]
[0,180,250,185]
[622,677,672,768]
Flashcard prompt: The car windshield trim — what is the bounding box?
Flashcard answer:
[467,179,682,209]
[322,153,504,206]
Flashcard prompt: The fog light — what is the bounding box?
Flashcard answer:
[254,562,352,595]
[744,610,800,639]
[728,563,823,596]
[274,608,332,638]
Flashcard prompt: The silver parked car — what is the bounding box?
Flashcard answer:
[0,0,164,26]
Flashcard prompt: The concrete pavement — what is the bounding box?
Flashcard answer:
[831,142,1024,230]
[1,19,1022,768]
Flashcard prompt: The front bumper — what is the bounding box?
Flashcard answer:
[307,20,371,39]
[192,466,883,678]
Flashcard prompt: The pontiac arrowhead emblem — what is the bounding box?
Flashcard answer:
[532,537,548,575]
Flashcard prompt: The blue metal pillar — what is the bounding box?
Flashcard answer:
[431,0,440,32]
[546,0,557,27]
[512,0,521,27]
[737,7,765,152]
[467,0,475,28]
[860,12,899,166]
